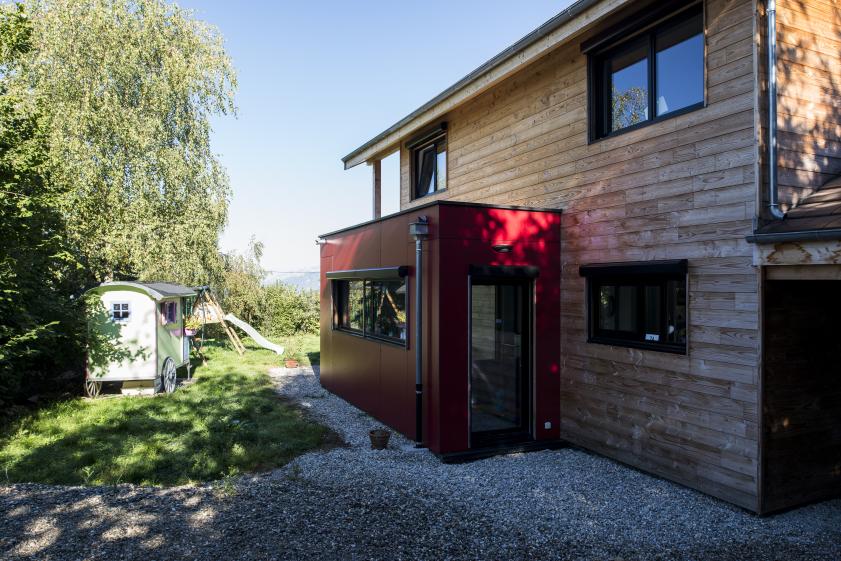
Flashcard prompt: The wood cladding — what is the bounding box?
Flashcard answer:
[398,0,762,510]
[774,0,841,209]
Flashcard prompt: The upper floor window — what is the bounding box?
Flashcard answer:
[589,4,704,140]
[409,125,447,200]
[580,260,687,354]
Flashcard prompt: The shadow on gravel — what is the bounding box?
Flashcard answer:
[2,475,840,561]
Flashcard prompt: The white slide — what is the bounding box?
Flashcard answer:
[224,314,285,355]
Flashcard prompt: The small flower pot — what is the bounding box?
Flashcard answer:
[184,328,197,337]
[284,359,299,368]
[369,429,391,450]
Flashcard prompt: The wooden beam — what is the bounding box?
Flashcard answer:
[371,159,382,219]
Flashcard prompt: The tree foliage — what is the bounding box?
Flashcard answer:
[216,238,319,339]
[0,0,237,411]
[5,0,236,285]
[0,5,85,411]
[220,238,266,327]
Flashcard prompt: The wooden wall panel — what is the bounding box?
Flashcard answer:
[397,0,761,510]
[774,0,841,208]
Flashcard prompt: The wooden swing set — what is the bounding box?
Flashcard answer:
[191,286,245,355]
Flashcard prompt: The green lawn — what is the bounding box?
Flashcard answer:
[279,332,320,366]
[0,336,334,486]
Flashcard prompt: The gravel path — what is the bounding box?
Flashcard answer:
[1,366,839,560]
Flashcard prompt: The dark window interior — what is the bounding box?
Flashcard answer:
[586,267,687,353]
[411,133,446,200]
[334,278,407,344]
[111,302,130,321]
[590,4,704,140]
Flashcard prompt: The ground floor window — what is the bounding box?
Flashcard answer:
[580,260,687,353]
[334,277,407,344]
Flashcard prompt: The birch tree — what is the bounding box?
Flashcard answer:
[4,0,237,284]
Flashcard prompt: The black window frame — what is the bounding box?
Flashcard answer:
[332,277,408,347]
[408,124,447,201]
[581,260,688,354]
[587,2,705,142]
[111,302,130,322]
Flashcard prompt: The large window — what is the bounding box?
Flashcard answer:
[589,4,704,140]
[581,260,687,353]
[334,278,407,344]
[409,126,447,200]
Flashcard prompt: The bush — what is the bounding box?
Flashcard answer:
[262,284,319,337]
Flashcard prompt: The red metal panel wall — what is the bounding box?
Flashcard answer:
[319,207,440,440]
[432,205,562,453]
[320,203,560,454]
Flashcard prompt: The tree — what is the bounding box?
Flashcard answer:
[0,5,85,410]
[4,0,237,285]
[220,237,266,327]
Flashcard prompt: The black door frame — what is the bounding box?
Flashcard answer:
[467,266,535,449]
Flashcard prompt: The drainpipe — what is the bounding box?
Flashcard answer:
[767,0,786,220]
[409,216,429,447]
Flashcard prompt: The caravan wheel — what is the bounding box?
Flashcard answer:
[162,357,177,394]
[84,380,102,398]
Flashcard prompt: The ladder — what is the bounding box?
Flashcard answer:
[205,291,245,355]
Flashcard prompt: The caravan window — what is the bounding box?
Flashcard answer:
[111,302,130,322]
[159,301,178,324]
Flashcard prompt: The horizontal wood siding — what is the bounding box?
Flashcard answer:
[399,0,760,509]
[775,0,841,208]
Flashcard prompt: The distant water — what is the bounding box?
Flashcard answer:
[263,271,319,291]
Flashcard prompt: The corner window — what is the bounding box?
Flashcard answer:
[334,278,407,344]
[410,127,446,200]
[589,4,704,139]
[581,260,687,353]
[111,302,130,322]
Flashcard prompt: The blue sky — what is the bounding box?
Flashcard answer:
[179,1,574,272]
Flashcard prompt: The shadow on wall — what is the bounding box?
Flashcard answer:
[774,0,841,211]
[85,295,149,376]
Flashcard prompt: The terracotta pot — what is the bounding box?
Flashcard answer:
[284,359,299,368]
[369,429,391,450]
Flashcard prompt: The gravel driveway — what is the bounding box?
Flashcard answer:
[1,366,839,561]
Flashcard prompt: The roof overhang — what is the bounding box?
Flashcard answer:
[89,281,196,301]
[341,0,628,170]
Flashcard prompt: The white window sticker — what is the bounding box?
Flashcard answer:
[645,333,660,342]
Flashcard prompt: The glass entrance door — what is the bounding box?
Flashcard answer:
[469,277,532,447]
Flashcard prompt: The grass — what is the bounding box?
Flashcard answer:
[278,332,320,366]
[0,336,335,486]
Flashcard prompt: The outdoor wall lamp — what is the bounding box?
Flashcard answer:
[315,238,326,246]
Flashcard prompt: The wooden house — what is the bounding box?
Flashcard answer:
[319,0,841,514]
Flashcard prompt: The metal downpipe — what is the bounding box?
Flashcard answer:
[767,0,786,220]
[409,217,429,447]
